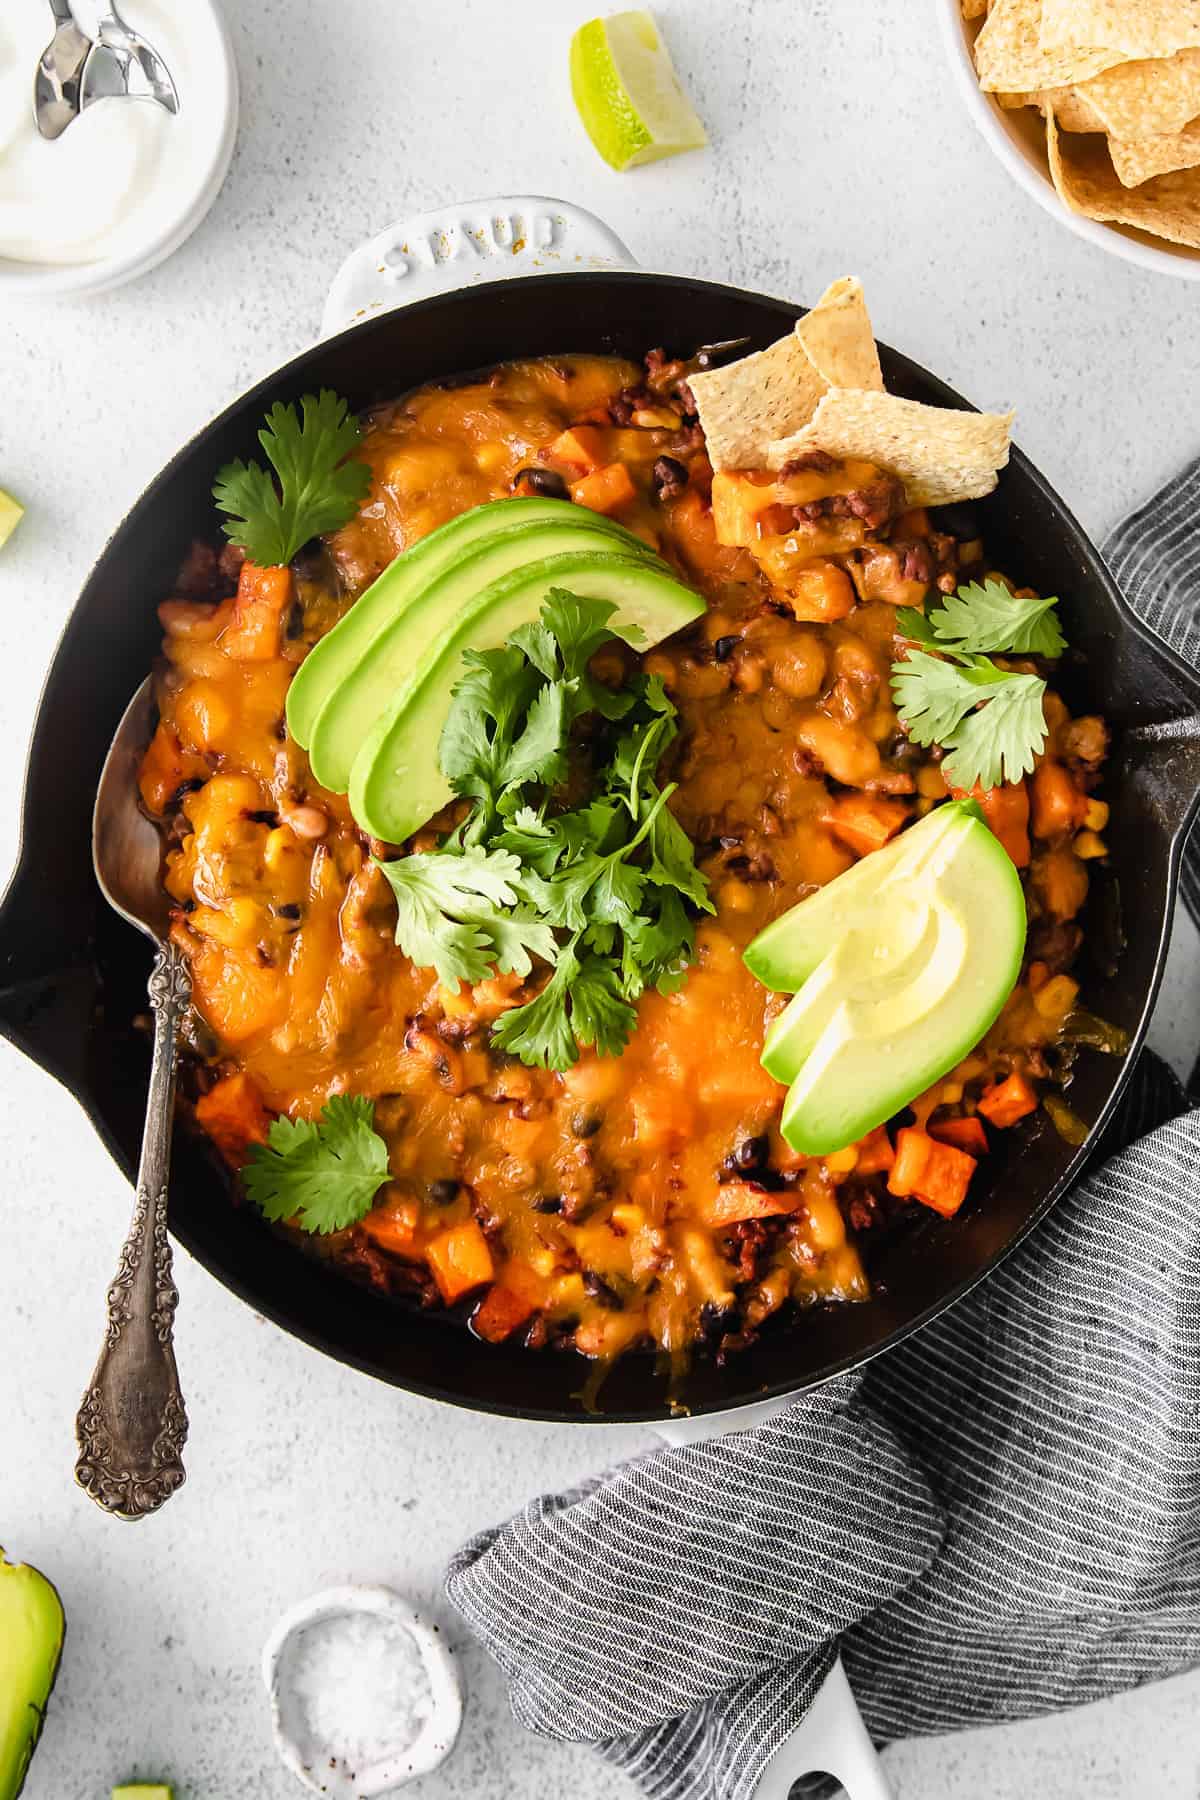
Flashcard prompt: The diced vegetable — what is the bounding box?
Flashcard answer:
[425,1220,495,1304]
[782,561,857,623]
[1031,847,1089,920]
[361,1194,421,1257]
[887,1127,976,1217]
[570,462,638,514]
[929,1114,989,1158]
[954,779,1031,868]
[548,426,607,473]
[854,1125,895,1176]
[703,1181,800,1226]
[194,1072,271,1162]
[137,721,209,815]
[1031,759,1086,840]
[977,1071,1038,1128]
[220,562,293,661]
[826,792,910,857]
[472,1274,538,1343]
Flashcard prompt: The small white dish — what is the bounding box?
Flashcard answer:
[262,1585,463,1797]
[937,0,1200,282]
[0,0,238,299]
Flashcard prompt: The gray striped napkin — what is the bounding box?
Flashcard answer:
[446,461,1200,1800]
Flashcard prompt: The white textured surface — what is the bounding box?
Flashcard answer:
[2,2,1200,1798]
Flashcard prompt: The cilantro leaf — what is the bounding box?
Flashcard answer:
[890,651,1047,792]
[491,942,582,1070]
[572,955,639,1056]
[922,578,1066,657]
[376,845,527,989]
[243,1095,390,1235]
[213,391,372,568]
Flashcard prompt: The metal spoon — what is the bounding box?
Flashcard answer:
[79,1,178,117]
[33,0,92,140]
[76,676,188,1521]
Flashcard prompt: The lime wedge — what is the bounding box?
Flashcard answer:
[0,488,23,549]
[570,10,707,171]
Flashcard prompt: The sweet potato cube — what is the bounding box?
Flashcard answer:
[362,1194,421,1258]
[221,562,293,661]
[854,1126,895,1176]
[138,721,208,815]
[194,1072,270,1162]
[426,1220,495,1304]
[548,425,607,474]
[888,1127,976,1218]
[977,1072,1038,1129]
[930,1115,989,1158]
[1031,760,1086,841]
[954,780,1031,869]
[570,462,637,516]
[827,793,910,857]
[472,1282,536,1344]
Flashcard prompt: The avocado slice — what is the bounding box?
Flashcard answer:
[0,1550,65,1800]
[308,519,668,793]
[0,490,23,551]
[350,550,705,843]
[745,801,1025,1155]
[112,1786,174,1799]
[287,497,655,749]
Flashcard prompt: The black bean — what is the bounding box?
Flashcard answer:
[429,1179,459,1205]
[285,600,305,640]
[531,1194,563,1214]
[275,902,302,921]
[168,778,206,805]
[652,455,688,500]
[713,635,740,663]
[570,1108,603,1140]
[246,809,278,826]
[732,1134,770,1173]
[582,1271,623,1310]
[512,467,568,500]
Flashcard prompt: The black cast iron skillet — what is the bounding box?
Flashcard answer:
[4,272,1199,1423]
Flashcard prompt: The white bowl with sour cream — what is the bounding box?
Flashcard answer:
[0,0,237,296]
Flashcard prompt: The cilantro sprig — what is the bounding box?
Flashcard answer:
[376,592,712,1070]
[243,1095,390,1235]
[891,578,1066,791]
[213,391,372,568]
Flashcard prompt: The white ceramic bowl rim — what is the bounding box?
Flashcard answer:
[0,0,238,299]
[936,0,1200,283]
[262,1584,464,1797]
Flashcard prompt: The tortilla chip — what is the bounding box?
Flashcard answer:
[794,277,884,394]
[765,391,1015,509]
[1077,47,1200,136]
[1047,111,1200,245]
[689,335,826,473]
[975,0,1126,92]
[1109,116,1200,183]
[1039,0,1200,59]
[962,0,990,18]
[1014,84,1108,127]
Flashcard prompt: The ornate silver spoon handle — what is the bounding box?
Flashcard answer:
[75,941,190,1520]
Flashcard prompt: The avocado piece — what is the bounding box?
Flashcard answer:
[0,490,23,551]
[349,550,705,843]
[745,801,1025,1155]
[308,518,668,793]
[745,800,973,992]
[0,1549,65,1800]
[112,1786,174,1799]
[287,496,656,749]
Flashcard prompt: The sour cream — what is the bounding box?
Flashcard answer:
[0,0,222,266]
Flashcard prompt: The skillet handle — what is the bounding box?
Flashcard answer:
[319,195,636,340]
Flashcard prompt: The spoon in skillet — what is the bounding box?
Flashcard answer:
[76,675,188,1520]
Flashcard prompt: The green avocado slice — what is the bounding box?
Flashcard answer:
[744,801,1026,1156]
[349,550,704,843]
[0,1550,65,1800]
[307,519,668,793]
[287,497,657,750]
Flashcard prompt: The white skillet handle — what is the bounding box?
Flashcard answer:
[654,1405,895,1800]
[320,194,636,340]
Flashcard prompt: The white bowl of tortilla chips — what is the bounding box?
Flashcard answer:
[939,0,1200,279]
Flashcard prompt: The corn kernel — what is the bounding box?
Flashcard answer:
[474,442,508,476]
[824,1146,859,1175]
[1074,830,1108,860]
[939,1081,963,1106]
[717,878,755,915]
[529,1247,557,1279]
[917,764,949,799]
[611,1203,645,1233]
[264,825,298,871]
[1083,799,1110,832]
